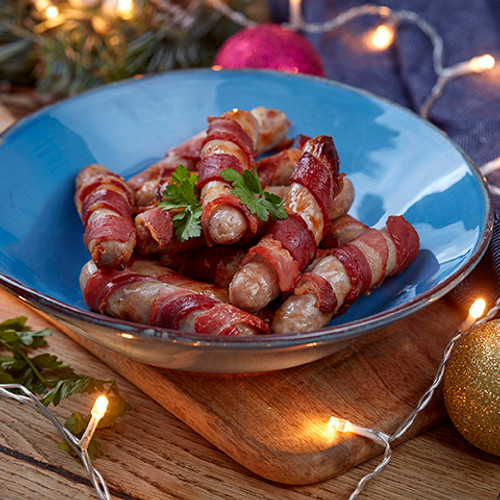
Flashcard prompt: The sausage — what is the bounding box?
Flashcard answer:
[329,176,354,221]
[81,258,228,302]
[75,164,136,269]
[198,109,260,245]
[271,215,420,333]
[265,175,355,225]
[128,130,206,212]
[256,147,302,186]
[80,261,269,336]
[229,135,341,312]
[134,206,204,256]
[319,213,368,250]
[250,106,290,155]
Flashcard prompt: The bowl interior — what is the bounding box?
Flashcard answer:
[0,69,492,340]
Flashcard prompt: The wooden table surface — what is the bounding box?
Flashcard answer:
[0,102,499,499]
[1,289,499,500]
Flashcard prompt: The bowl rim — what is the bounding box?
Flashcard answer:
[0,68,494,348]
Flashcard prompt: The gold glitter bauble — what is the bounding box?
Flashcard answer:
[443,319,500,456]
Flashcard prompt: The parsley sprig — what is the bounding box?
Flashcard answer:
[158,164,288,242]
[220,166,288,222]
[0,316,130,459]
[158,165,202,243]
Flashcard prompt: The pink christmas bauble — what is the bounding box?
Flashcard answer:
[214,24,325,77]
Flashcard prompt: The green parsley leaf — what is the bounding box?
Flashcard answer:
[220,166,288,222]
[58,412,104,460]
[0,316,131,459]
[158,165,202,242]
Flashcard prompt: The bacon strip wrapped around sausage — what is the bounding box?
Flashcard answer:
[165,245,247,288]
[271,215,420,333]
[256,147,302,187]
[81,258,228,302]
[80,262,269,336]
[229,135,341,312]
[319,213,368,250]
[265,174,355,223]
[198,108,260,245]
[134,206,204,257]
[128,131,206,213]
[75,164,136,269]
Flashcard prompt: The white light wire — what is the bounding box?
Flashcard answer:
[0,383,110,500]
[208,1,494,119]
[344,295,500,498]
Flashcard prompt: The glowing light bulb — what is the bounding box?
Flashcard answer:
[370,24,394,50]
[91,395,109,419]
[117,0,134,19]
[289,0,303,29]
[459,297,486,332]
[469,298,486,319]
[470,54,495,72]
[328,416,353,434]
[45,5,59,19]
[79,395,109,451]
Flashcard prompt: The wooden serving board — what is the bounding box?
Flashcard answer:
[21,292,462,486]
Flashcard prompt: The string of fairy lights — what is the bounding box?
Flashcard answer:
[1,1,498,498]
[0,297,492,499]
[0,384,110,499]
[30,0,497,119]
[210,0,496,120]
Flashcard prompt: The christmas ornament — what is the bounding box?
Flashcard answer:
[213,23,325,77]
[443,319,500,456]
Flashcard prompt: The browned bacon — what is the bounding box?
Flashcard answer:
[75,164,136,269]
[256,148,302,187]
[198,109,260,245]
[166,245,247,288]
[271,215,420,333]
[320,214,368,250]
[129,131,206,212]
[80,262,269,336]
[229,135,341,312]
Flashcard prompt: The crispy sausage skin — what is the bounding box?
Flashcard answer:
[198,109,260,245]
[128,131,206,213]
[75,164,136,269]
[271,215,420,333]
[80,260,269,336]
[129,107,289,213]
[229,135,341,312]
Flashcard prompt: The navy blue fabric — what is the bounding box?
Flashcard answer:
[269,0,500,307]
[270,0,500,167]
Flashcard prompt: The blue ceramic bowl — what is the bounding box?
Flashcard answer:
[0,69,492,373]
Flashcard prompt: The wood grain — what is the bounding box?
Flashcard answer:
[0,289,498,499]
[55,296,463,485]
[6,287,474,485]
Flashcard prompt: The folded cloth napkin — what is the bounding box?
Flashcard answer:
[269,0,500,311]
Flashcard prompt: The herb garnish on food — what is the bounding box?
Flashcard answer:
[220,166,288,222]
[0,316,130,459]
[158,164,288,242]
[158,165,203,243]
